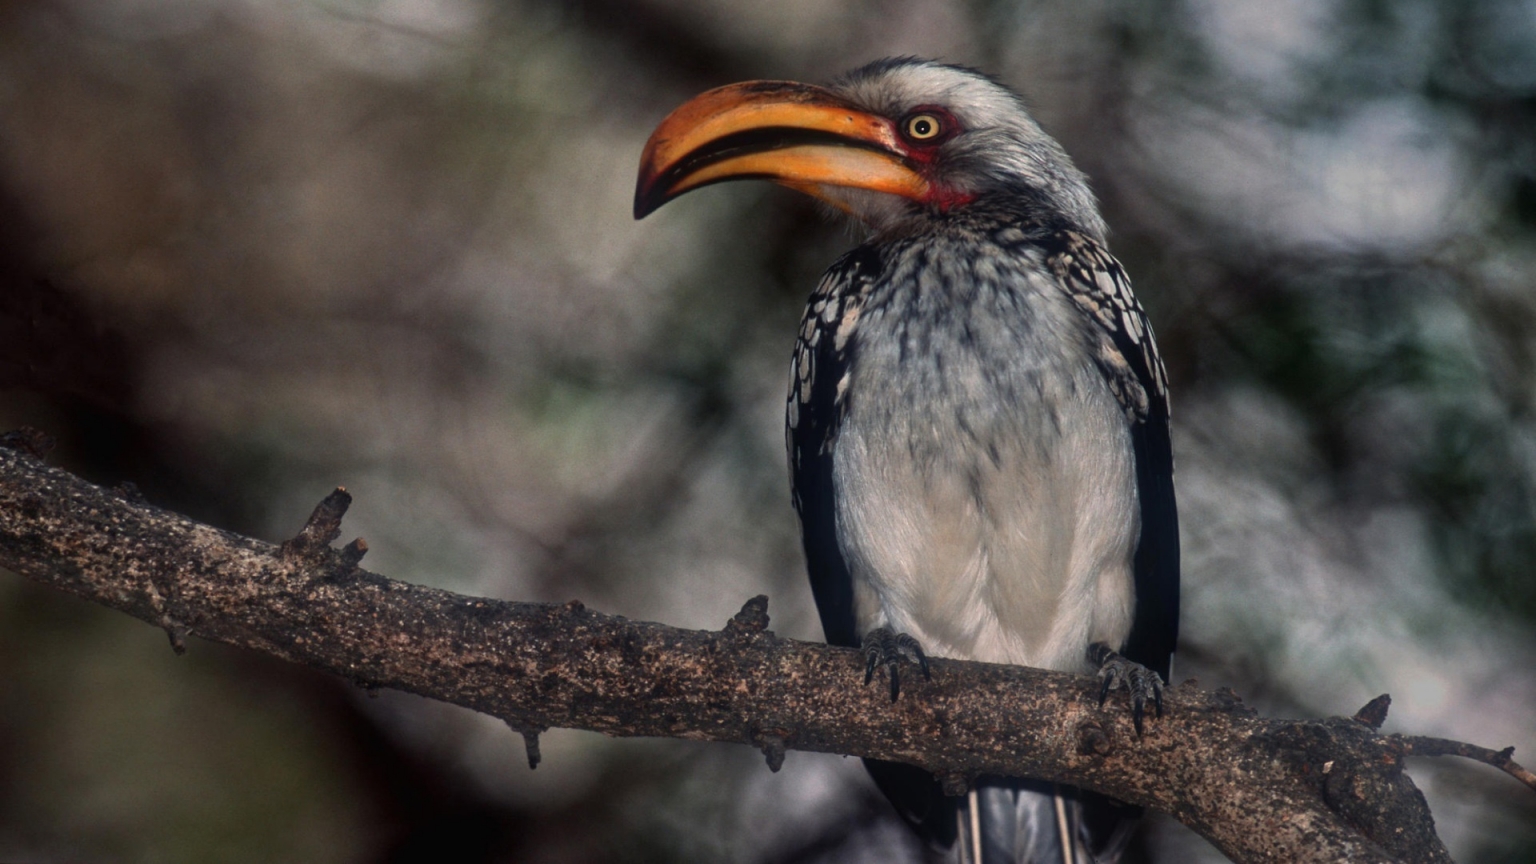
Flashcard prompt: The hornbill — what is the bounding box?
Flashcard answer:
[635,58,1178,864]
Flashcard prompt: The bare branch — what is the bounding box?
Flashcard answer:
[1398,736,1536,793]
[0,436,1528,863]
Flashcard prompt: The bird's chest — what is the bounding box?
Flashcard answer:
[827,250,1138,667]
[841,253,1101,471]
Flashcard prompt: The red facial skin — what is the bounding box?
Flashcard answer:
[893,106,976,211]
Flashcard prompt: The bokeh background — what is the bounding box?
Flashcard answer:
[1,0,1534,861]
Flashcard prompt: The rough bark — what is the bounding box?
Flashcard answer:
[0,433,1530,863]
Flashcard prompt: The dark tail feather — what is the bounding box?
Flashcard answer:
[970,780,1072,864]
[862,759,958,849]
[864,760,1138,864]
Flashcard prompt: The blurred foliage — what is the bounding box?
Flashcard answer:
[1,0,1535,861]
[0,581,378,863]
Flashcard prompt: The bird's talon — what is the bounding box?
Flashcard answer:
[1091,642,1165,734]
[861,627,930,701]
[893,632,932,681]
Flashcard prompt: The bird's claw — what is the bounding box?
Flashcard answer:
[1089,642,1163,735]
[862,627,930,702]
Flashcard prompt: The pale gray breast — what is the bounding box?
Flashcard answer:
[830,231,1139,669]
[846,234,1105,467]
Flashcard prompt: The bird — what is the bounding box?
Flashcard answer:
[634,58,1179,864]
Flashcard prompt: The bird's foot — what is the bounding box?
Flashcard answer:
[862,627,930,702]
[1089,642,1163,735]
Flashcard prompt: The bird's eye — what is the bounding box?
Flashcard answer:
[903,113,944,141]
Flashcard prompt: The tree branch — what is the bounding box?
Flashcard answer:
[0,433,1529,863]
[1397,735,1536,793]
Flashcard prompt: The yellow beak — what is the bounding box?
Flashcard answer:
[634,80,929,218]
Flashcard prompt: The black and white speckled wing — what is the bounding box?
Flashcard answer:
[787,248,967,848]
[1041,229,1180,681]
[786,246,883,650]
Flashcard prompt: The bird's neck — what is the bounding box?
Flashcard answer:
[861,199,1085,253]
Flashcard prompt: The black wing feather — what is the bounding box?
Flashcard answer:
[785,246,963,848]
[1125,405,1179,679]
[1042,230,1180,681]
[786,246,881,649]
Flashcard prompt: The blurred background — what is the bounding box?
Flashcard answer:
[1,0,1534,861]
